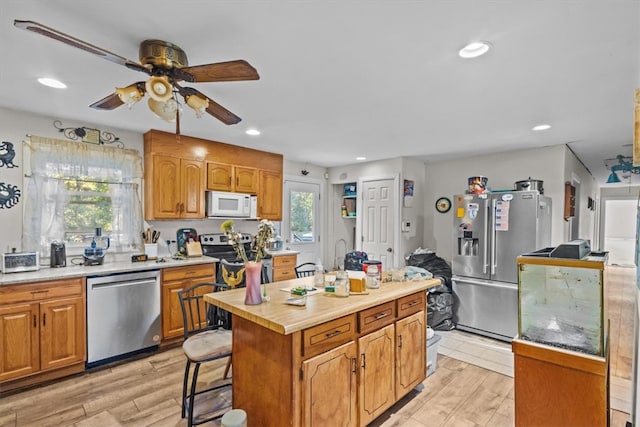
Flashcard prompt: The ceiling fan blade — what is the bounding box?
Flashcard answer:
[180,60,260,83]
[177,86,241,125]
[13,20,147,72]
[89,93,124,110]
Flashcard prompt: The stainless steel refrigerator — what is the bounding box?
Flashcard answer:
[452,190,551,341]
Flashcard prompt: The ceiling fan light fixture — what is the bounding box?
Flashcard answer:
[606,171,621,183]
[115,84,144,108]
[145,76,173,102]
[185,94,209,118]
[459,41,491,59]
[148,97,181,123]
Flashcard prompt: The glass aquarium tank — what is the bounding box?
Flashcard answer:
[517,254,607,356]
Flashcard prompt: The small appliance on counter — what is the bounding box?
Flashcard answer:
[177,228,198,256]
[83,227,110,266]
[2,249,39,273]
[50,241,66,267]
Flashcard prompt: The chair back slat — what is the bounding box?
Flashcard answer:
[295,262,317,278]
[178,282,219,340]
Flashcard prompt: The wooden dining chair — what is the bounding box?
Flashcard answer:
[295,262,317,278]
[178,282,232,426]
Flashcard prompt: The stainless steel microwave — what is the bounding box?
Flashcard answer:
[206,191,257,219]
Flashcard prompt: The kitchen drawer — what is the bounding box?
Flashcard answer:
[358,301,396,335]
[0,278,84,305]
[273,254,296,268]
[162,263,215,281]
[397,291,425,319]
[273,268,296,282]
[302,314,356,358]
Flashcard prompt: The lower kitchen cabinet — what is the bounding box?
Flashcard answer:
[161,263,216,339]
[0,278,85,385]
[302,341,358,426]
[396,310,427,396]
[358,324,396,425]
[272,254,297,282]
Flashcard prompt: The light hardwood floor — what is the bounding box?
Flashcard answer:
[0,266,635,427]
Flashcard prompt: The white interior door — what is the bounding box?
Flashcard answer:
[282,179,321,265]
[604,198,636,266]
[360,178,396,270]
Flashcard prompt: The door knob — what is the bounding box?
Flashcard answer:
[387,248,393,252]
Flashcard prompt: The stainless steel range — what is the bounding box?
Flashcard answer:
[199,233,252,261]
[200,233,273,282]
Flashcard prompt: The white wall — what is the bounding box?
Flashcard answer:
[424,144,597,263]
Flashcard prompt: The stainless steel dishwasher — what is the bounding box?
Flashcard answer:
[86,270,161,367]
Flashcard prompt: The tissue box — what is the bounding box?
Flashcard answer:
[347,270,366,292]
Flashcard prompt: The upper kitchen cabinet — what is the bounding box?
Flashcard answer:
[144,130,284,220]
[145,154,205,220]
[207,162,258,194]
[259,169,283,220]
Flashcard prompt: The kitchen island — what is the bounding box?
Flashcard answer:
[204,275,441,426]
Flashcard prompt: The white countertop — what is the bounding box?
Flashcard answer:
[267,249,299,256]
[0,256,217,285]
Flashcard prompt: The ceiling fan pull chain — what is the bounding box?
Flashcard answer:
[175,106,181,143]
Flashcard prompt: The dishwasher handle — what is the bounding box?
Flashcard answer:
[90,278,157,290]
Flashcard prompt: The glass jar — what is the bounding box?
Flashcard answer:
[334,270,350,297]
[366,264,379,289]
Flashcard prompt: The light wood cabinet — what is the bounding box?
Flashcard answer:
[146,154,205,220]
[259,169,283,220]
[209,282,432,427]
[395,311,426,396]
[0,278,85,385]
[144,130,284,220]
[512,338,609,427]
[207,162,258,194]
[358,324,396,426]
[272,254,297,282]
[301,341,358,427]
[161,263,216,339]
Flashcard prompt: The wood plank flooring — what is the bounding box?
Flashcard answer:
[0,265,635,427]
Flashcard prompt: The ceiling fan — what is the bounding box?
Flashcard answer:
[13,20,259,126]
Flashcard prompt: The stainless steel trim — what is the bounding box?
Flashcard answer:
[490,198,497,275]
[483,198,489,274]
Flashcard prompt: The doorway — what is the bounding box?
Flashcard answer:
[359,176,398,270]
[603,198,636,266]
[282,179,322,265]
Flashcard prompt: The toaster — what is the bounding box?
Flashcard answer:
[1,251,40,273]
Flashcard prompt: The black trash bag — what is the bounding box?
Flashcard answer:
[407,251,455,331]
[427,292,455,331]
[406,252,452,292]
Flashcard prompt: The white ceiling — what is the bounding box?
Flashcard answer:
[2,1,639,185]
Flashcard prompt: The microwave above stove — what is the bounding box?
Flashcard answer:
[206,191,257,219]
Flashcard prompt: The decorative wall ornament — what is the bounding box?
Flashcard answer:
[0,182,21,209]
[53,120,124,148]
[0,141,18,168]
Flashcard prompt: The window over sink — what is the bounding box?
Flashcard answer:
[22,135,143,257]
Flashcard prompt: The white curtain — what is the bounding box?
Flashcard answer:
[22,135,143,255]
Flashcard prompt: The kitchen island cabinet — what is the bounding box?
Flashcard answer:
[204,275,439,426]
[0,277,85,391]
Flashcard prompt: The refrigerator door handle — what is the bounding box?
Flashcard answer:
[491,198,497,275]
[483,199,489,274]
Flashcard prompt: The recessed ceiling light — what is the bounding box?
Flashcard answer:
[37,77,66,89]
[356,156,366,161]
[532,124,552,131]
[245,128,261,136]
[458,41,491,59]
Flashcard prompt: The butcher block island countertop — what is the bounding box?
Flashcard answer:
[204,275,441,427]
[204,275,441,334]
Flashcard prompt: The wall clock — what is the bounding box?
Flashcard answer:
[435,197,451,213]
